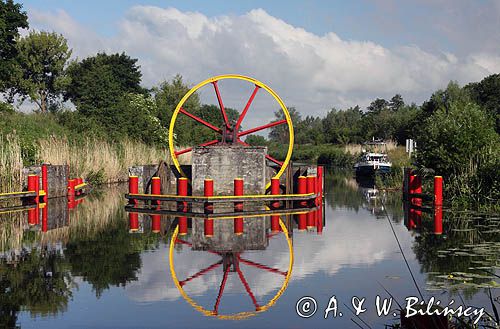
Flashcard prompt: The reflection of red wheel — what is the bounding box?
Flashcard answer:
[168,75,295,188]
[169,218,293,319]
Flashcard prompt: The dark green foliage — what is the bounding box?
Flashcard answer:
[322,107,364,144]
[466,73,500,133]
[65,52,145,114]
[0,0,28,92]
[317,147,355,167]
[245,135,268,146]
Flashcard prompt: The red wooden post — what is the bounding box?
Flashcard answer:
[151,177,161,206]
[41,164,48,201]
[68,179,76,197]
[178,177,188,236]
[434,176,443,207]
[151,213,161,233]
[316,203,323,234]
[317,165,323,202]
[129,212,139,232]
[128,176,139,205]
[270,177,280,232]
[434,206,443,235]
[298,213,306,231]
[414,175,422,221]
[27,175,39,204]
[28,208,36,225]
[298,176,307,207]
[41,205,48,232]
[204,179,214,237]
[234,178,244,235]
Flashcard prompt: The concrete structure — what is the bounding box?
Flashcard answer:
[22,164,69,198]
[191,145,267,196]
[191,218,267,251]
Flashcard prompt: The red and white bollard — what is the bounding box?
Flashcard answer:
[129,212,139,232]
[41,164,48,201]
[151,176,161,205]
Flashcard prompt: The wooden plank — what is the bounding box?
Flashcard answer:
[124,193,318,203]
[0,191,37,201]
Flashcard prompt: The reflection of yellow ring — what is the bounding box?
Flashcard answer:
[168,74,294,188]
[169,218,294,320]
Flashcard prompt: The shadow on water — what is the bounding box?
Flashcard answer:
[0,169,498,328]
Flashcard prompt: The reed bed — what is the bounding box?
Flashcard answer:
[344,140,397,155]
[39,187,125,245]
[0,134,23,193]
[0,135,167,188]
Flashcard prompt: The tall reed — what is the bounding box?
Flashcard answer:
[0,134,23,193]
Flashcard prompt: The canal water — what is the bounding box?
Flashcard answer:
[1,169,498,328]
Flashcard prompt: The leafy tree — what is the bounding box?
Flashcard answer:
[389,94,404,112]
[65,52,144,114]
[417,83,499,206]
[367,98,388,113]
[269,107,300,144]
[322,106,364,144]
[0,0,28,93]
[465,73,500,133]
[153,74,200,128]
[13,31,71,113]
[245,135,267,146]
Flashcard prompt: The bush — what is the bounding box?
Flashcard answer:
[317,148,355,168]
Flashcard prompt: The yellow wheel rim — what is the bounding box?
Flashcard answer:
[168,74,294,187]
[169,217,294,320]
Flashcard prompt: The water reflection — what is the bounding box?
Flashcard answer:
[0,170,498,328]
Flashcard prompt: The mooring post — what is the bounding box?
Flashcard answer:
[178,177,188,236]
[298,176,307,207]
[28,207,37,226]
[434,176,443,207]
[68,179,76,197]
[151,177,161,233]
[204,178,214,237]
[129,212,139,232]
[27,174,40,204]
[151,177,161,205]
[41,164,48,201]
[316,202,323,234]
[306,176,315,228]
[151,213,161,233]
[434,206,443,235]
[128,176,138,205]
[41,205,48,232]
[234,178,244,235]
[317,165,323,202]
[270,177,280,232]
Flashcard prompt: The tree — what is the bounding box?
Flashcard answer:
[465,74,500,133]
[367,98,389,113]
[269,107,301,143]
[65,52,144,114]
[389,94,404,112]
[0,0,28,93]
[13,31,71,113]
[323,106,364,144]
[245,135,267,146]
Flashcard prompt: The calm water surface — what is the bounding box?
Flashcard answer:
[1,169,498,328]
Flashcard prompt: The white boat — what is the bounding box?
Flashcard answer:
[354,152,392,176]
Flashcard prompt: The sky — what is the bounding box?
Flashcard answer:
[19,0,500,119]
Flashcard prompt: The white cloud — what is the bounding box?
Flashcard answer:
[26,6,499,122]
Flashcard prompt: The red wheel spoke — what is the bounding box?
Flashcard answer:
[237,119,287,137]
[180,108,222,133]
[212,81,231,129]
[237,140,284,166]
[213,266,230,315]
[179,260,223,287]
[239,257,287,276]
[236,265,260,310]
[234,85,260,132]
[175,139,220,156]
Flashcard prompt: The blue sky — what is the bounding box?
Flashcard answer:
[19,0,500,118]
